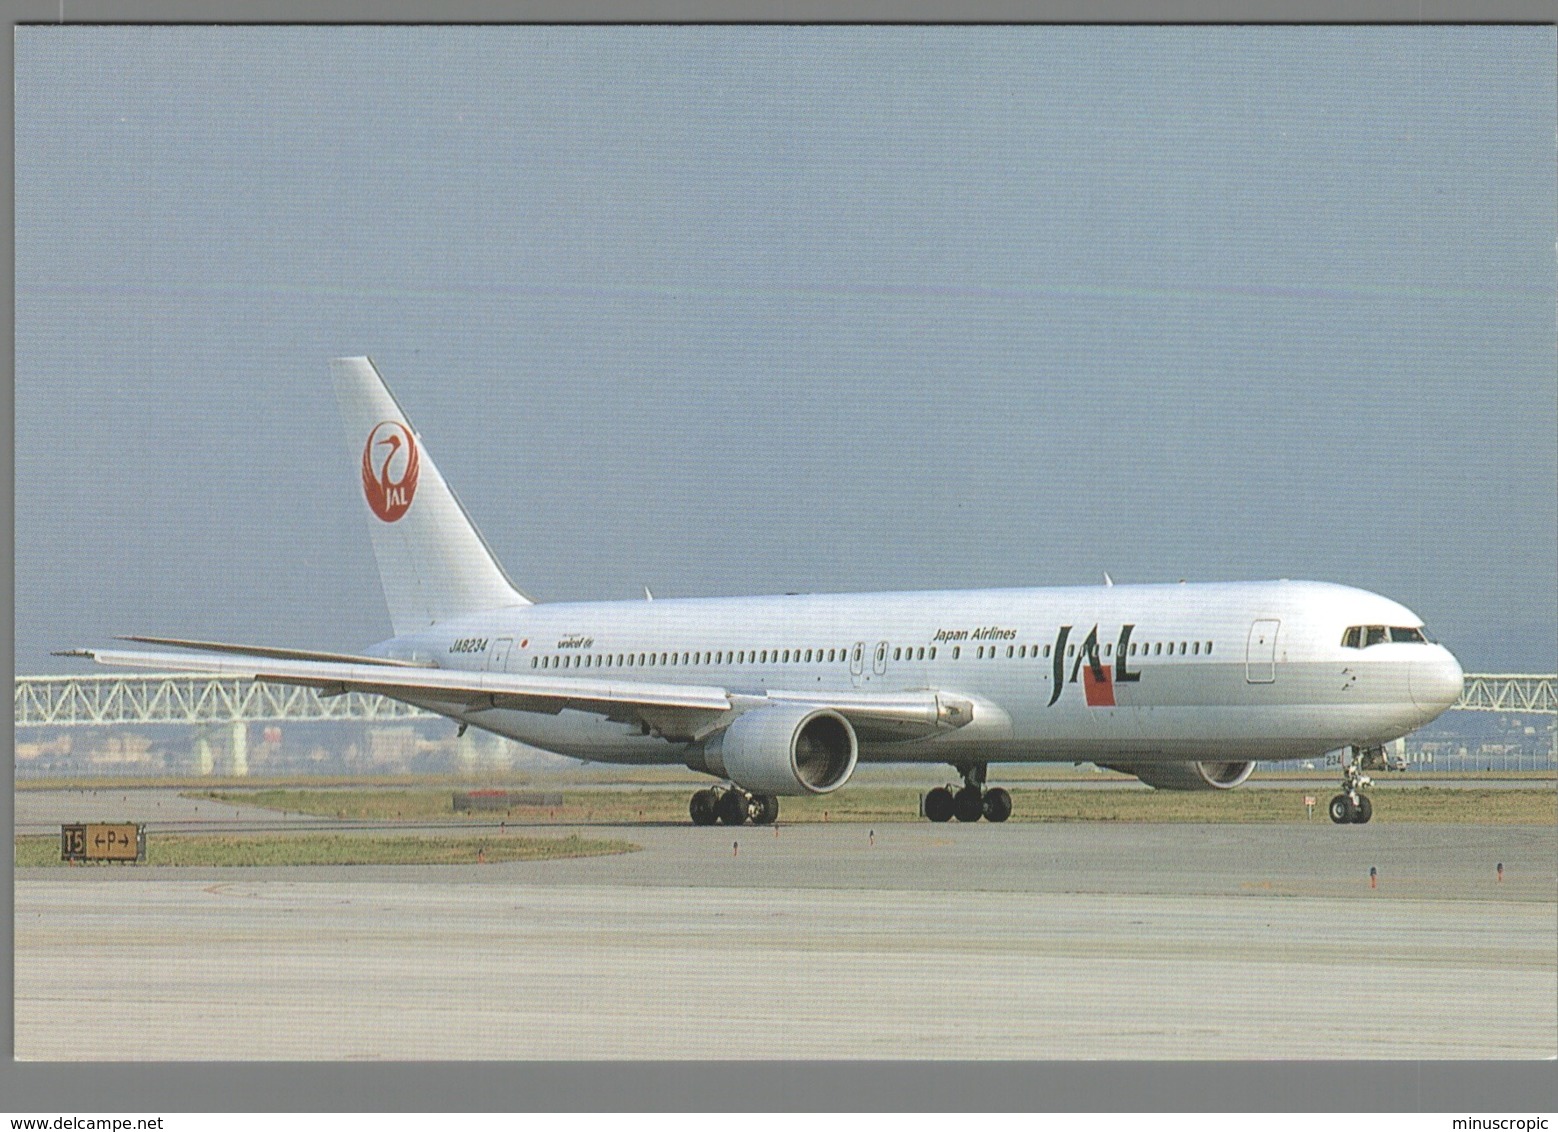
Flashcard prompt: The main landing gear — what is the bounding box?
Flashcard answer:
[923,763,1011,823]
[689,785,778,827]
[1329,750,1375,824]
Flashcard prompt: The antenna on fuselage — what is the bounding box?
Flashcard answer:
[1103,572,1114,587]
[644,586,654,602]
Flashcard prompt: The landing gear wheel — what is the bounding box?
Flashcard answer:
[689,789,719,826]
[1332,751,1375,827]
[982,787,1013,823]
[750,795,779,825]
[717,789,750,826]
[924,786,954,823]
[953,785,984,823]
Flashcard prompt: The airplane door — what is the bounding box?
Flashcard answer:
[873,641,888,676]
[850,642,865,687]
[487,637,513,672]
[1245,620,1279,684]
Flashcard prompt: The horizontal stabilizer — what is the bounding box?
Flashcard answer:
[117,635,435,668]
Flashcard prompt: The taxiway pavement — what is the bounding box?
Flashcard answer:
[14,811,1556,1060]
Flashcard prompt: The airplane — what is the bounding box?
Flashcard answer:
[65,357,1466,827]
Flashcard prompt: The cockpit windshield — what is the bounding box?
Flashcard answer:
[1342,624,1430,648]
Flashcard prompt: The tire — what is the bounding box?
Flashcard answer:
[689,789,719,826]
[924,786,954,823]
[982,787,1013,823]
[1328,793,1355,824]
[717,789,749,826]
[1352,794,1373,824]
[751,795,779,825]
[953,785,984,823]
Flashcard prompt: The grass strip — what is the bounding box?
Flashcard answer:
[195,786,1556,825]
[14,832,637,868]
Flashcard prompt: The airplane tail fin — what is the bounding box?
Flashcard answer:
[331,357,530,635]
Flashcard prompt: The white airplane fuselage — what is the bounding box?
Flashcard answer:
[75,358,1464,818]
[376,578,1464,769]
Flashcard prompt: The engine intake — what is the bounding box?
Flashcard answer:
[1099,760,1256,791]
[696,705,858,796]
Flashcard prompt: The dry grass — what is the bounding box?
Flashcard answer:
[14,831,637,868]
[196,785,1556,825]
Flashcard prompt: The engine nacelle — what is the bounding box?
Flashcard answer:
[1099,760,1256,791]
[696,705,858,796]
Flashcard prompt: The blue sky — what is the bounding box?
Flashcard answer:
[14,26,1556,672]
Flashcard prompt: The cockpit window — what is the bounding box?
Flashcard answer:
[1343,624,1431,648]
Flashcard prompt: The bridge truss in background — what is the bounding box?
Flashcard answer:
[14,672,1557,727]
[15,674,438,727]
[1453,674,1556,715]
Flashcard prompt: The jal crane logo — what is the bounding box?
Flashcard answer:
[361,421,420,522]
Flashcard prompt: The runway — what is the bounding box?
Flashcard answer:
[14,804,1556,1060]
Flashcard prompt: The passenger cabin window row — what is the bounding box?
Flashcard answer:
[532,646,882,670]
[962,640,1213,660]
[527,636,1215,669]
[1341,625,1428,648]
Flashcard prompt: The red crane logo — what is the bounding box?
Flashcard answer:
[362,421,420,522]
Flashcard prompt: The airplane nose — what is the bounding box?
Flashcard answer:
[1410,649,1464,719]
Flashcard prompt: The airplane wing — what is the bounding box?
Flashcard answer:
[63,645,971,744]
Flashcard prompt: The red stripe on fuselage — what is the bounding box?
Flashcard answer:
[1082,665,1115,707]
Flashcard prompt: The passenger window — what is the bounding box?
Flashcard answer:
[1067,644,1074,657]
[929,647,937,659]
[530,657,537,669]
[1154,643,1162,655]
[1206,641,1212,654]
[1043,645,1051,657]
[1192,641,1200,655]
[952,646,960,659]
[1018,645,1026,658]
[1129,643,1137,656]
[1104,643,1112,657]
[918,647,926,660]
[1006,646,1014,658]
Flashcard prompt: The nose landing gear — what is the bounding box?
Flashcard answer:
[1329,750,1376,824]
[689,785,778,826]
[924,763,1012,823]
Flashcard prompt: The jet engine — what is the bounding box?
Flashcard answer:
[697,704,858,796]
[1099,760,1256,791]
